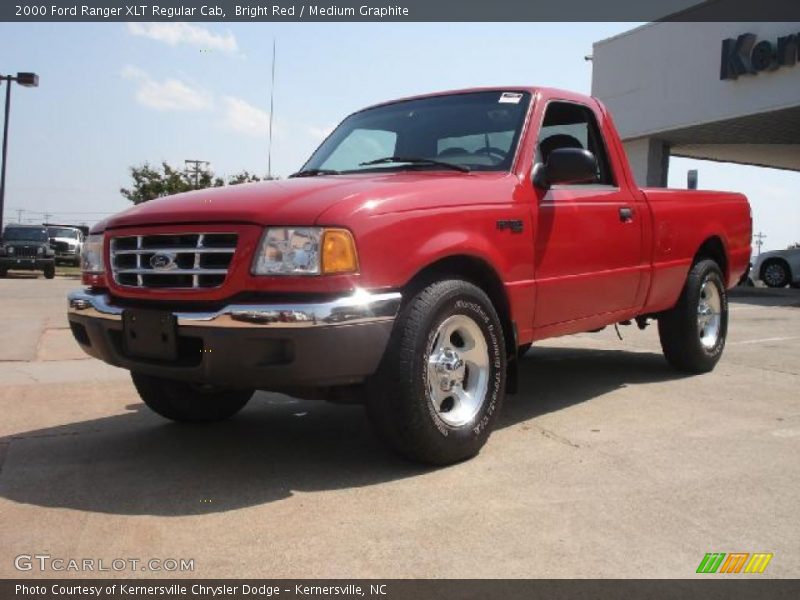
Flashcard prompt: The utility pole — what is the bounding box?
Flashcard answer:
[267,38,276,180]
[184,159,210,189]
[15,208,22,223]
[754,231,767,256]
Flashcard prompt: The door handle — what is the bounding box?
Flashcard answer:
[619,207,634,222]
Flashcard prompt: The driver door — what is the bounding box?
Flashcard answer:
[531,100,644,328]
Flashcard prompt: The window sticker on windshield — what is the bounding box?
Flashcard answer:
[499,92,523,104]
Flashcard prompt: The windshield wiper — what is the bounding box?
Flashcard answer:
[359,156,470,173]
[289,168,340,178]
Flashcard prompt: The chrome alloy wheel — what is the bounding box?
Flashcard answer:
[697,277,722,350]
[426,314,490,427]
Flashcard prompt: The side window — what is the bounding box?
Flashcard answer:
[318,128,397,171]
[536,102,615,186]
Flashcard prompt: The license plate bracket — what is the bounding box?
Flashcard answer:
[122,309,178,361]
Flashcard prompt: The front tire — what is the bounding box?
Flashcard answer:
[131,373,253,422]
[658,259,728,373]
[43,264,55,279]
[367,279,506,465]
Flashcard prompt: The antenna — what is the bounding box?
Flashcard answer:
[267,38,276,179]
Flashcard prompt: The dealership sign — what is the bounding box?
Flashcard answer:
[720,33,799,80]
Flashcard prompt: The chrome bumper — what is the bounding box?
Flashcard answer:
[67,288,402,328]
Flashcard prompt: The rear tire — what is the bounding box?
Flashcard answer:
[0,268,7,278]
[367,279,506,465]
[761,259,790,288]
[131,372,253,422]
[43,264,55,279]
[658,259,728,373]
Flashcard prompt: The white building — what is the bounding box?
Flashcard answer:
[592,15,800,187]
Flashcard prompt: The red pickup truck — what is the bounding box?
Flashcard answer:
[68,87,751,464]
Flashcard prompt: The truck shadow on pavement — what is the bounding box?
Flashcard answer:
[0,346,684,516]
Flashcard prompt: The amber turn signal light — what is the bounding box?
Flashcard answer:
[321,228,359,274]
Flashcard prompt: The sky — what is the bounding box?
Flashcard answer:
[1,21,798,251]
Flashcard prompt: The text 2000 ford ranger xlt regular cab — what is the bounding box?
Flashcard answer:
[68,88,751,464]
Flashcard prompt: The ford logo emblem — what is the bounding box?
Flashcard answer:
[150,252,176,270]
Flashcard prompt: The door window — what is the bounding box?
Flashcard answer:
[536,102,615,185]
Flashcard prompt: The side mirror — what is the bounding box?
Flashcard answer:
[534,148,598,188]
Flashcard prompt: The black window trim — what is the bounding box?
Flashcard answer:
[533,98,620,190]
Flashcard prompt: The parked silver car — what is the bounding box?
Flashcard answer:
[753,247,800,288]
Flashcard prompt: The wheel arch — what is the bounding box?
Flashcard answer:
[693,236,728,280]
[402,254,517,357]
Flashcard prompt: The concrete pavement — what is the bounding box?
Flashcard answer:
[0,275,798,578]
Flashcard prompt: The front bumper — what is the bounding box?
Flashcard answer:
[67,288,402,390]
[0,256,54,270]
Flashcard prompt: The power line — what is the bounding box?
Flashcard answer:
[8,207,116,215]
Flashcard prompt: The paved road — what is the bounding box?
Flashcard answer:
[1,275,798,578]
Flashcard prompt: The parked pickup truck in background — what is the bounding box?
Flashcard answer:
[67,87,751,464]
[47,225,84,267]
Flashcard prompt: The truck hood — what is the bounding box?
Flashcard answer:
[102,171,514,230]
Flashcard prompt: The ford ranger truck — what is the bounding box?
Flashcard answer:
[67,88,751,465]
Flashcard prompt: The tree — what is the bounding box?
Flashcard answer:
[227,171,262,185]
[121,162,279,204]
[121,162,224,205]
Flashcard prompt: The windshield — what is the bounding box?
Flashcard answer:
[301,91,531,174]
[3,227,49,242]
[47,227,79,239]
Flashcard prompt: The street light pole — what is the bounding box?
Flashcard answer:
[0,76,13,231]
[0,72,39,231]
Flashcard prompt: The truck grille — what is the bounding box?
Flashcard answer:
[110,232,238,289]
[11,246,39,258]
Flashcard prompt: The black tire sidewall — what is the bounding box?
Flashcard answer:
[374,280,506,463]
[132,372,252,422]
[659,259,728,373]
[690,263,728,362]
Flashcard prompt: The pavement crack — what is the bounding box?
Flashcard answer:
[532,425,580,448]
[725,361,800,377]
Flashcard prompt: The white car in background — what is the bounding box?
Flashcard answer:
[753,248,800,288]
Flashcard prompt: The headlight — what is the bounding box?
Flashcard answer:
[8,246,14,255]
[37,246,44,255]
[252,227,358,276]
[81,234,105,274]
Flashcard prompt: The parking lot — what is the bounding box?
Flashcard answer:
[0,274,798,578]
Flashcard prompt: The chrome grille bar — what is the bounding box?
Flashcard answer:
[110,232,237,289]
